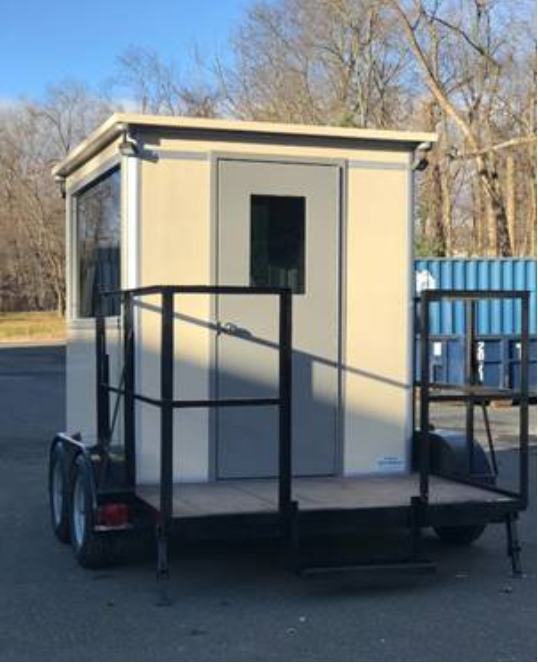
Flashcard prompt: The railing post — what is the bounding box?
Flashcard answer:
[419,291,430,503]
[412,297,419,434]
[157,288,175,584]
[464,298,476,473]
[123,292,136,488]
[160,289,175,524]
[519,292,529,510]
[278,289,293,519]
[95,298,109,446]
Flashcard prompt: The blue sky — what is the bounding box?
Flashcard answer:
[1,0,248,101]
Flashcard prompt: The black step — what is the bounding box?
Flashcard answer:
[298,559,436,578]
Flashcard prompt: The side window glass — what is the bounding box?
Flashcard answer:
[76,168,121,317]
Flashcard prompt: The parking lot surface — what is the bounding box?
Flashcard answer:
[0,345,536,661]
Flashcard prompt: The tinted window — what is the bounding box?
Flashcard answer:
[76,168,121,317]
[250,195,305,294]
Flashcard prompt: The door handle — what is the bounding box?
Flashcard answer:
[218,322,252,338]
[223,322,239,335]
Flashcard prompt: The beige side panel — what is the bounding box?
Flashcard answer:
[344,164,412,475]
[137,157,212,484]
[141,131,410,166]
[66,327,95,439]
[66,322,122,442]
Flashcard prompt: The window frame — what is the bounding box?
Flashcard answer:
[68,161,122,325]
[249,193,307,295]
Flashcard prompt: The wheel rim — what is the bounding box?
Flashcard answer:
[51,460,63,526]
[72,475,86,547]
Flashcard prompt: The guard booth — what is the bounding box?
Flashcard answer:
[49,114,530,580]
[55,114,431,483]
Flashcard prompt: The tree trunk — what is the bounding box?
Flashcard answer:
[526,170,537,256]
[505,153,516,255]
[472,179,482,255]
[422,101,446,255]
[440,163,452,255]
[475,154,512,256]
[485,195,498,257]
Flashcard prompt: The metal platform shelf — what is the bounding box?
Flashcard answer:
[137,474,514,519]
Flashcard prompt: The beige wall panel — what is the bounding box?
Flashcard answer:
[136,157,212,484]
[66,321,123,443]
[343,165,412,475]
[139,130,410,166]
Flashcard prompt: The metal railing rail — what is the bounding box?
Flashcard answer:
[417,289,530,511]
[95,285,294,558]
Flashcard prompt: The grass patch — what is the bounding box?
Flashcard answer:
[0,311,65,343]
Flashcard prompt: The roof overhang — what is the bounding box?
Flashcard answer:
[52,112,438,179]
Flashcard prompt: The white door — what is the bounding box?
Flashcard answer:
[216,159,340,479]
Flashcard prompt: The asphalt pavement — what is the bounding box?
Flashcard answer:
[0,344,535,661]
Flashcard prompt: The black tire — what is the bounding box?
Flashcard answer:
[434,524,487,545]
[69,455,116,568]
[48,443,71,543]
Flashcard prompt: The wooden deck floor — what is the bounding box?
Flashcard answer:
[136,474,510,518]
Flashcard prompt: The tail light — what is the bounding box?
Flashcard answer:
[97,503,130,527]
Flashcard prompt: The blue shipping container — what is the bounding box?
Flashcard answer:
[415,337,537,391]
[414,258,537,392]
[414,258,537,336]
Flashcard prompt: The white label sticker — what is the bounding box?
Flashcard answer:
[477,341,485,382]
[376,455,405,473]
[415,269,436,293]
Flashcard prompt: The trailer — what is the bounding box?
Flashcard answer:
[49,114,530,586]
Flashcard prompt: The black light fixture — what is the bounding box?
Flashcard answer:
[413,141,432,172]
[118,126,139,157]
[54,175,66,199]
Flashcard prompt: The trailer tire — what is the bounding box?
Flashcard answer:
[433,524,486,545]
[69,455,116,568]
[49,443,71,543]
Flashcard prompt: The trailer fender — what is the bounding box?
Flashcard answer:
[415,430,494,545]
[425,430,494,482]
[51,433,100,515]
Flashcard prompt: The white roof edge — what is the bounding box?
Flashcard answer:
[52,112,437,178]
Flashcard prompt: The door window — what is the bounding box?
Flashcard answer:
[250,194,305,294]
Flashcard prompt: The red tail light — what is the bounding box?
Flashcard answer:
[97,503,130,527]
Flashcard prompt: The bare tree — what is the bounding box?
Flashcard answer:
[0,82,113,313]
[114,46,220,117]
[2,1,536,316]
[386,0,536,256]
[217,0,413,128]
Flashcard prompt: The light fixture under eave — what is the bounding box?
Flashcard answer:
[118,129,139,157]
[54,175,66,199]
[412,141,433,172]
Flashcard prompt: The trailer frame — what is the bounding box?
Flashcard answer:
[50,287,531,582]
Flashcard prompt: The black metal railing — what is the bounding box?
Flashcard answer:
[417,289,530,511]
[95,285,294,543]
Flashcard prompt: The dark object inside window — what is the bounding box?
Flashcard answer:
[76,168,121,317]
[250,195,305,294]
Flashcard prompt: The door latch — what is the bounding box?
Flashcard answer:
[217,322,251,338]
